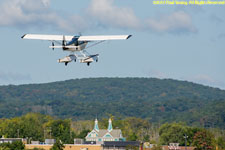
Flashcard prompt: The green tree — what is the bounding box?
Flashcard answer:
[125,145,139,150]
[1,78,225,129]
[49,119,72,143]
[0,118,21,138]
[77,129,90,139]
[19,113,45,141]
[159,123,189,145]
[151,144,162,150]
[0,142,10,150]
[0,113,51,141]
[10,141,25,150]
[129,133,138,141]
[217,136,225,150]
[0,140,25,150]
[50,139,65,150]
[193,129,216,150]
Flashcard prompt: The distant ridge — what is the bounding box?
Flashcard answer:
[0,78,224,129]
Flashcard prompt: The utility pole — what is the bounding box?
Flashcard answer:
[184,134,188,150]
[17,129,20,138]
[49,127,52,139]
[70,130,72,140]
[44,129,46,140]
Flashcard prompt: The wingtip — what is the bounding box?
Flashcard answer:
[21,34,27,39]
[127,35,132,39]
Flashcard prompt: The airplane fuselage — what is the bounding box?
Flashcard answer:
[64,36,88,52]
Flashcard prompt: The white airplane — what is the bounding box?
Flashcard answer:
[21,34,132,66]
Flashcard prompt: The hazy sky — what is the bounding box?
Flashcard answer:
[0,0,224,89]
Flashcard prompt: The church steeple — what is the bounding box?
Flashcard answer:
[107,118,113,132]
[94,119,99,132]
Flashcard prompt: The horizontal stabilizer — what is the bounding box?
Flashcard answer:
[49,46,77,49]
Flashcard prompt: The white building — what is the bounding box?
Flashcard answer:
[85,119,125,142]
[0,136,25,144]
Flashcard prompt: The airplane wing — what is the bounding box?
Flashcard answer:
[78,35,132,41]
[21,34,74,41]
[22,34,132,42]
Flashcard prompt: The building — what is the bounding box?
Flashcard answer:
[26,144,102,150]
[0,137,26,144]
[45,139,56,144]
[85,119,125,142]
[144,143,195,150]
[161,145,195,150]
[103,141,140,150]
[26,142,140,150]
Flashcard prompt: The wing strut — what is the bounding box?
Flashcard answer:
[84,41,105,50]
[62,35,67,50]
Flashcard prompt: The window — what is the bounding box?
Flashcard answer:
[104,134,112,138]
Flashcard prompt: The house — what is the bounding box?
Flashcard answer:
[85,119,125,142]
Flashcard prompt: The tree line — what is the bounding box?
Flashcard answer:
[0,113,224,150]
[0,78,225,129]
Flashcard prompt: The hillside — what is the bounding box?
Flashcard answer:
[0,78,224,128]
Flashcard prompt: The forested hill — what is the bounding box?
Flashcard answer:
[0,78,225,128]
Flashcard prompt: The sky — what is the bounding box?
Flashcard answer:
[0,0,224,89]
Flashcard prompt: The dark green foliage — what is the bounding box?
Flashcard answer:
[19,113,45,141]
[151,144,162,150]
[50,139,65,150]
[158,123,222,149]
[125,145,139,150]
[129,133,138,141]
[0,113,76,143]
[159,123,192,145]
[143,135,150,142]
[158,123,206,146]
[193,129,216,150]
[217,136,225,150]
[0,140,25,150]
[48,119,72,144]
[0,113,50,141]
[0,78,225,128]
[76,129,90,139]
[0,113,224,149]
